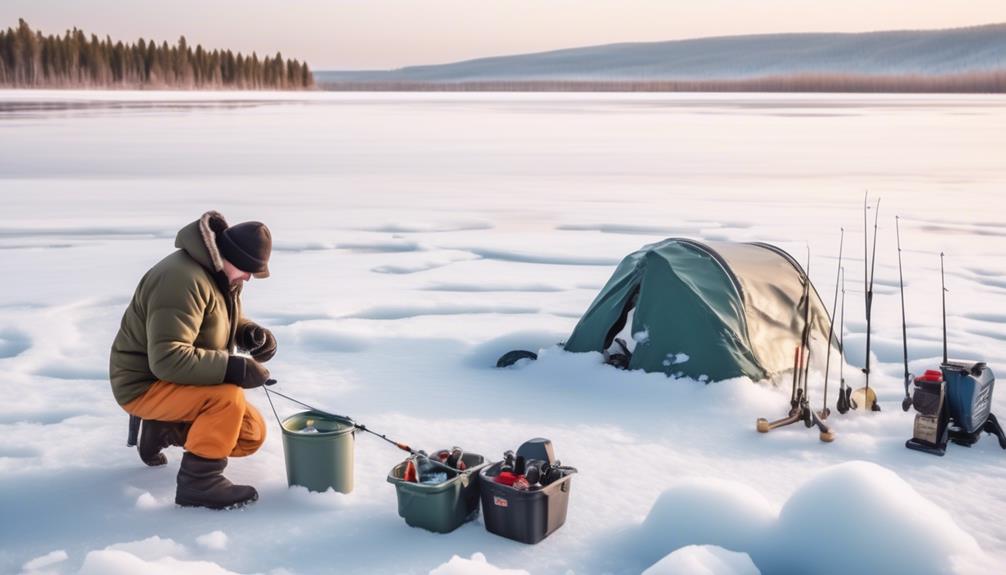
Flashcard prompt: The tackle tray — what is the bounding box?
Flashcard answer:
[387,452,488,533]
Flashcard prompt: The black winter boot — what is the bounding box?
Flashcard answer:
[175,452,258,509]
[138,420,191,467]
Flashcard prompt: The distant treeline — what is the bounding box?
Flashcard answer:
[0,19,314,90]
[321,71,1006,93]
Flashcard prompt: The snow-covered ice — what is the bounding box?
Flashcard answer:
[1,90,1004,574]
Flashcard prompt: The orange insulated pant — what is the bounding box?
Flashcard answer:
[123,380,266,460]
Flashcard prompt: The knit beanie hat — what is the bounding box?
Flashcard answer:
[216,221,272,278]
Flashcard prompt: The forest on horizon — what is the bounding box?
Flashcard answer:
[0,19,314,90]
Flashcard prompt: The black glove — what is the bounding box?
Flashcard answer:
[238,322,277,363]
[226,356,273,389]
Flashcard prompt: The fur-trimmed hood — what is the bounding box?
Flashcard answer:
[174,210,228,273]
[111,210,242,405]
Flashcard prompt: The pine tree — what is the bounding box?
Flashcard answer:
[0,20,315,89]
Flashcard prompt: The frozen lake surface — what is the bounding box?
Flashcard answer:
[1,91,1005,574]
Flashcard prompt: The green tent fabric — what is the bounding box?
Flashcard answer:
[564,238,835,382]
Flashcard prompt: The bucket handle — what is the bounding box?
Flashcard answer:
[262,385,467,475]
[262,385,356,430]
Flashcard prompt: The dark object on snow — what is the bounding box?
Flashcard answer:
[480,438,577,544]
[906,370,950,455]
[387,450,489,533]
[835,266,854,415]
[564,238,836,382]
[603,338,632,370]
[176,454,257,506]
[944,363,1005,449]
[905,364,1005,455]
[175,451,258,509]
[496,349,538,368]
[906,254,1005,455]
[138,419,191,466]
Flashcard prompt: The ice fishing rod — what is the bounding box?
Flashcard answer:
[802,245,814,398]
[820,228,844,420]
[261,384,464,473]
[941,252,948,365]
[799,246,813,414]
[853,192,882,412]
[785,247,811,411]
[897,216,914,411]
[836,267,850,414]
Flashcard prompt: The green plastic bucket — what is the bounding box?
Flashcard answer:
[387,452,489,533]
[281,410,355,493]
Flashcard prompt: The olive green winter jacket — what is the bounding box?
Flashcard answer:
[109,211,253,406]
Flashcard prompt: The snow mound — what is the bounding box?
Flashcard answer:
[633,461,986,575]
[642,545,760,575]
[763,461,984,575]
[135,491,168,509]
[20,550,68,573]
[195,531,229,551]
[77,536,280,575]
[104,536,188,561]
[635,479,775,567]
[78,551,244,575]
[428,552,529,575]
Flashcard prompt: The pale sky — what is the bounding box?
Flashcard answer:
[3,1,1005,70]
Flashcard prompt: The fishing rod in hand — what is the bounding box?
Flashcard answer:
[261,383,465,473]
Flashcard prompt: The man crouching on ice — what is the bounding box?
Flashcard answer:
[110,211,276,509]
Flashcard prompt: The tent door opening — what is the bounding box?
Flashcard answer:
[603,288,640,369]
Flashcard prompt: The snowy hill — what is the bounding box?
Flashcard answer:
[318,23,1006,83]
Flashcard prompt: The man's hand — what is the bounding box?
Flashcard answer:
[238,323,277,363]
[226,356,273,389]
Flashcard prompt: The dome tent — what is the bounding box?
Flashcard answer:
[562,238,836,382]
